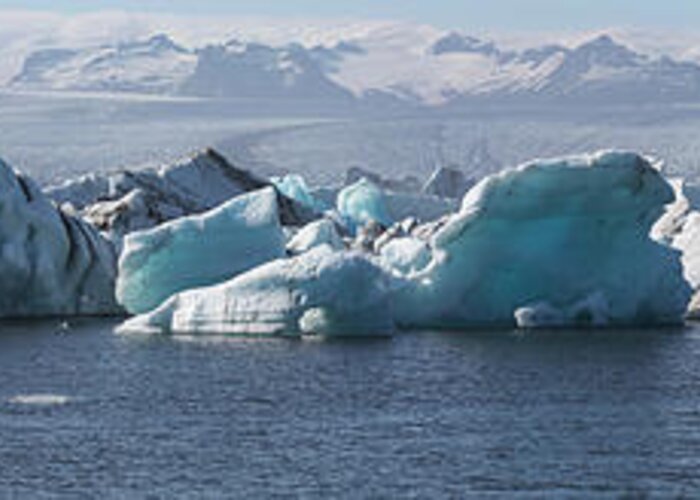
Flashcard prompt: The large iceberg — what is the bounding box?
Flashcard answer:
[119,246,396,336]
[395,151,691,328]
[47,148,316,241]
[118,150,691,334]
[0,158,118,316]
[117,187,286,314]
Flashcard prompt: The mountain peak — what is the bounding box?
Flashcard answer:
[118,34,188,54]
[570,33,642,66]
[431,32,499,57]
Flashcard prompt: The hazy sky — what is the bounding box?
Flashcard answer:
[1,0,699,32]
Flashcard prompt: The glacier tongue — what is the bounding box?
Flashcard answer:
[117,187,286,315]
[0,158,119,316]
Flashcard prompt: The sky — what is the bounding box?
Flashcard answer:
[0,0,699,32]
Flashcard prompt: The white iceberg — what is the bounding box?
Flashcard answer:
[669,212,700,318]
[395,151,691,328]
[649,179,700,318]
[116,187,286,314]
[0,158,118,316]
[47,148,316,241]
[286,218,345,255]
[119,246,396,336]
[379,237,432,277]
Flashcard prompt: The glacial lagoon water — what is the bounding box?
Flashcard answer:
[1,320,700,497]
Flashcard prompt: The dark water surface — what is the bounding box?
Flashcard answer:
[1,320,699,498]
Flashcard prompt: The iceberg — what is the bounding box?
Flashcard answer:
[118,150,690,334]
[395,151,691,328]
[0,158,118,316]
[671,212,700,318]
[116,187,286,315]
[422,166,475,199]
[650,179,700,318]
[271,174,327,213]
[379,237,432,277]
[337,178,393,231]
[119,246,396,336]
[344,166,421,194]
[286,218,345,255]
[311,185,457,228]
[47,148,317,240]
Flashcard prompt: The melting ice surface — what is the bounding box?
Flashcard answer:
[121,151,692,335]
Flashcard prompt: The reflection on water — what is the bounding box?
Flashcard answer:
[0,319,698,497]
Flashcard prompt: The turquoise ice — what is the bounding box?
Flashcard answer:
[117,187,286,314]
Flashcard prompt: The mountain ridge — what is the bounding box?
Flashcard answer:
[9,28,700,108]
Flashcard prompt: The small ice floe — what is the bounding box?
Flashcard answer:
[56,321,71,335]
[8,394,72,406]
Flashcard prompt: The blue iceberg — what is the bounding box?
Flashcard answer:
[119,151,691,334]
[117,187,286,314]
[396,151,692,328]
[119,246,396,336]
[337,178,393,232]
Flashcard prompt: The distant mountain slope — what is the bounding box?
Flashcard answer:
[179,41,354,101]
[8,28,700,107]
[10,34,196,94]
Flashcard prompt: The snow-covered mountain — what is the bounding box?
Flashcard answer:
[179,41,355,100]
[8,26,700,107]
[10,34,196,93]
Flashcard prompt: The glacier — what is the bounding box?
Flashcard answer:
[119,246,396,336]
[119,150,691,335]
[0,158,119,316]
[116,187,286,315]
